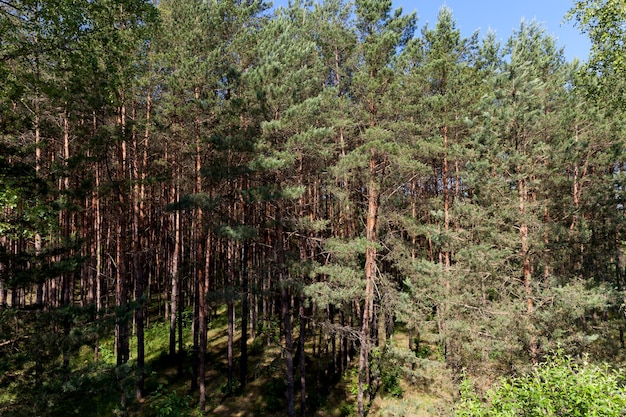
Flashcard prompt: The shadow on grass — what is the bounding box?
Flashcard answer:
[0,305,355,417]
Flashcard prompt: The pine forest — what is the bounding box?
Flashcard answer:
[3,0,626,416]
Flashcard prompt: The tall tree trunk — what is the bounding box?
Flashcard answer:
[116,105,130,366]
[61,110,73,307]
[94,114,102,312]
[276,199,295,417]
[132,107,146,399]
[191,111,203,393]
[178,260,184,376]
[34,85,43,307]
[299,296,306,417]
[440,125,451,359]
[133,216,145,397]
[227,238,235,394]
[518,174,537,362]
[199,232,210,411]
[297,154,307,417]
[282,282,295,417]
[169,181,180,358]
[240,241,249,389]
[192,265,199,391]
[94,156,102,361]
[358,149,379,417]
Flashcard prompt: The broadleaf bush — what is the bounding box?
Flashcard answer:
[456,350,626,417]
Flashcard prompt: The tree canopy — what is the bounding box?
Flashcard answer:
[1,1,625,416]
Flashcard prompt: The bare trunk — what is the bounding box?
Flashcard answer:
[358,149,379,417]
[116,105,130,366]
[519,175,537,362]
[132,109,145,400]
[34,92,43,306]
[61,111,72,307]
[91,109,102,362]
[169,183,180,358]
[116,201,129,364]
[283,284,295,417]
[298,155,307,417]
[225,236,236,394]
[434,127,451,359]
[299,296,306,417]
[95,155,102,311]
[199,232,210,411]
[240,242,249,389]
[191,112,203,393]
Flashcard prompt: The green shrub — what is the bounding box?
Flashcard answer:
[339,402,356,417]
[260,377,286,412]
[456,351,626,417]
[150,384,194,417]
[371,345,405,399]
[381,371,404,398]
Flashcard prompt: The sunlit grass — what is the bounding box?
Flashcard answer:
[1,302,458,417]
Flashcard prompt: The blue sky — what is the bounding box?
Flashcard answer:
[272,0,591,62]
[397,0,590,61]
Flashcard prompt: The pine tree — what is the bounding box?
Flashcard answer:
[301,1,416,414]
[462,21,613,368]
[246,2,332,413]
[154,0,266,407]
[406,6,481,365]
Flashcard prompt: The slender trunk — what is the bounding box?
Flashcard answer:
[134,232,145,397]
[226,239,235,394]
[299,296,306,417]
[192,268,199,391]
[0,274,5,308]
[34,90,43,306]
[94,156,101,362]
[116,208,128,363]
[341,310,348,375]
[518,174,536,362]
[61,111,72,307]
[275,199,295,417]
[283,284,295,417]
[169,182,180,358]
[442,126,450,267]
[132,110,145,400]
[297,154,307,416]
[199,232,210,411]
[116,105,130,366]
[95,156,102,312]
[543,206,551,280]
[240,242,249,389]
[570,125,588,272]
[178,267,184,376]
[358,149,379,417]
[441,125,451,359]
[411,173,417,261]
[191,117,203,392]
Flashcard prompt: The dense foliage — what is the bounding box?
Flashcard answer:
[456,352,626,417]
[1,0,625,416]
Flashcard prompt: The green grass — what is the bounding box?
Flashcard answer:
[0,303,462,417]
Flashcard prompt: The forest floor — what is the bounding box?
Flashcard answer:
[0,304,458,417]
[113,307,459,417]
